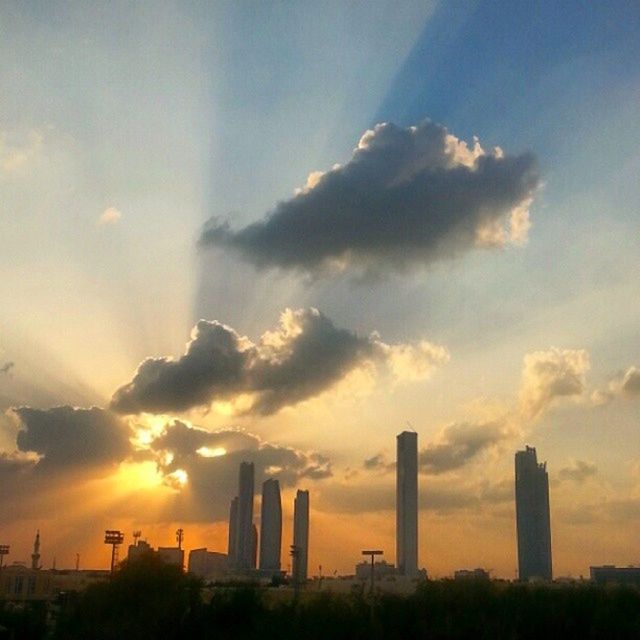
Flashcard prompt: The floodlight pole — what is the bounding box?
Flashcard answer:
[0,545,9,571]
[362,550,383,595]
[104,530,125,574]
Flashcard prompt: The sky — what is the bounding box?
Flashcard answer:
[1,1,639,579]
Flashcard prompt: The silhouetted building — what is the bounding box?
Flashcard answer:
[355,560,397,581]
[259,479,282,574]
[31,530,41,570]
[188,548,228,580]
[236,462,255,569]
[293,489,309,583]
[590,566,640,586]
[515,446,552,581]
[127,539,153,562]
[228,496,238,566]
[397,431,418,576]
[454,568,490,581]
[157,547,184,568]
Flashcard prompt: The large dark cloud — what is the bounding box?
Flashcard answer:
[13,405,131,469]
[419,421,507,475]
[200,119,540,276]
[592,365,640,406]
[148,420,332,520]
[111,308,448,416]
[558,459,597,484]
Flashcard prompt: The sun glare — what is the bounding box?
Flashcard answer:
[196,446,227,458]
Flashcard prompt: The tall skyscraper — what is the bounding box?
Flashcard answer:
[515,446,552,581]
[396,430,418,576]
[259,479,282,574]
[227,496,238,566]
[236,461,255,569]
[292,489,309,583]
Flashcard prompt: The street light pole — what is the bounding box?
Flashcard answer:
[361,550,383,595]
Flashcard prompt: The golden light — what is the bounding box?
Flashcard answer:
[164,468,188,489]
[196,446,226,458]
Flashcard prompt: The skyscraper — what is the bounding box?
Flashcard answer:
[292,489,309,583]
[227,496,238,566]
[396,430,418,576]
[259,479,282,574]
[236,461,255,569]
[515,446,552,581]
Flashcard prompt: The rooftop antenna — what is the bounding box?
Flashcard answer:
[406,421,416,433]
[133,530,142,546]
[75,553,80,572]
[176,528,184,550]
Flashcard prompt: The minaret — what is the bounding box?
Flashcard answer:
[31,530,41,570]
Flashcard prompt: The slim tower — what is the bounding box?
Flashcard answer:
[396,431,418,576]
[292,489,309,583]
[31,530,41,570]
[515,446,552,581]
[259,479,282,574]
[228,497,238,566]
[235,462,255,569]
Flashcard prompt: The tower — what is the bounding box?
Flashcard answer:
[292,489,309,583]
[235,462,255,569]
[259,479,282,574]
[515,446,552,581]
[396,431,418,576]
[31,530,41,570]
[227,496,238,566]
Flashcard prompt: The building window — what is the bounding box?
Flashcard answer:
[14,576,24,594]
[27,576,36,595]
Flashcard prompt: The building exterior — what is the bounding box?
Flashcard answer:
[0,565,52,602]
[259,479,282,574]
[127,539,153,562]
[157,547,184,568]
[515,446,552,581]
[355,560,397,581]
[236,461,255,569]
[396,431,418,576]
[454,568,490,581]
[188,548,228,580]
[293,489,309,583]
[590,566,640,587]
[227,496,238,566]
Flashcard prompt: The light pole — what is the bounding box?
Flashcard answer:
[104,530,124,573]
[361,550,383,595]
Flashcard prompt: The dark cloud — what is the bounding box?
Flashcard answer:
[591,365,640,406]
[363,453,395,473]
[622,367,640,396]
[200,119,540,276]
[558,459,597,484]
[0,361,14,374]
[419,421,507,475]
[13,405,131,469]
[111,308,447,416]
[148,421,332,521]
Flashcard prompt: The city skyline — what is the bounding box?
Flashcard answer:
[1,2,639,579]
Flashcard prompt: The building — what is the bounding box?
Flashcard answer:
[157,547,184,568]
[259,479,282,574]
[236,461,255,569]
[292,489,309,583]
[0,565,52,602]
[590,566,640,587]
[127,539,153,562]
[355,560,397,581]
[454,568,490,581]
[396,431,418,577]
[188,548,228,580]
[515,446,552,581]
[227,496,238,566]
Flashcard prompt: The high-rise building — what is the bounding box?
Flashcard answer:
[259,479,282,574]
[227,497,238,566]
[515,446,552,581]
[292,489,309,583]
[396,430,418,577]
[236,462,255,569]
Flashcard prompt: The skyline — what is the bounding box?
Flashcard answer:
[1,1,639,579]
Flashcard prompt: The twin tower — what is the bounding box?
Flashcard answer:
[227,462,309,581]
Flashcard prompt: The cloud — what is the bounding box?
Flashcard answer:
[591,366,640,406]
[0,130,43,173]
[558,459,598,484]
[147,420,332,520]
[98,207,122,226]
[111,308,448,416]
[200,119,540,277]
[13,405,132,470]
[519,348,590,420]
[0,361,14,375]
[419,420,509,475]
